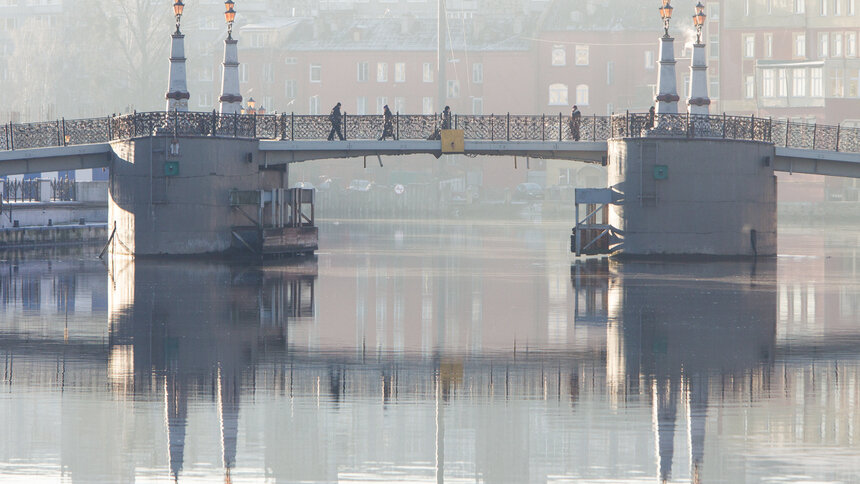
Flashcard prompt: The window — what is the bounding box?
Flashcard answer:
[422,97,434,114]
[744,0,751,15]
[395,62,406,82]
[848,32,858,57]
[447,80,460,98]
[198,92,212,108]
[357,61,369,82]
[262,63,274,83]
[710,76,720,98]
[709,34,720,58]
[309,96,320,115]
[575,84,589,105]
[607,61,614,86]
[310,64,321,82]
[262,97,273,111]
[796,0,806,13]
[377,62,388,82]
[239,64,248,83]
[819,32,829,58]
[794,33,806,58]
[744,34,755,58]
[848,69,859,97]
[199,66,214,82]
[394,97,405,114]
[830,67,844,96]
[645,50,655,69]
[835,0,842,14]
[423,63,433,82]
[833,33,843,57]
[548,83,568,105]
[285,57,298,65]
[812,68,825,96]
[764,34,774,59]
[551,47,566,66]
[356,97,367,115]
[850,0,856,14]
[376,96,387,114]
[820,0,828,15]
[793,68,807,96]
[763,69,775,97]
[745,75,755,98]
[778,68,788,96]
[708,2,720,19]
[284,79,296,99]
[472,63,483,84]
[472,97,483,115]
[575,45,589,66]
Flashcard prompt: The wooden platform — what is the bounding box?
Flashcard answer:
[261,226,318,255]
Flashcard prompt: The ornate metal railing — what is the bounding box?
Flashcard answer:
[1,111,859,154]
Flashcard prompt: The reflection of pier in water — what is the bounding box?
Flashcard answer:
[2,255,859,482]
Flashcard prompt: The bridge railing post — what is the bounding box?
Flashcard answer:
[396,112,400,140]
[454,114,458,130]
[592,114,597,141]
[56,119,62,146]
[233,112,238,138]
[812,123,817,150]
[722,113,727,139]
[344,113,348,140]
[836,125,841,152]
[62,118,67,146]
[785,119,790,147]
[506,112,510,141]
[6,122,10,150]
[108,116,112,141]
[212,110,217,136]
[557,113,561,141]
[291,112,295,140]
[252,112,257,139]
[541,114,545,141]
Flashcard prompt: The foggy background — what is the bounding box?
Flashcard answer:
[1,0,858,206]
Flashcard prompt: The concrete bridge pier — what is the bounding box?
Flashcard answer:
[608,138,777,257]
[108,136,285,256]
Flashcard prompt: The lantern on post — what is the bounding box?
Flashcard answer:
[225,0,237,38]
[692,2,706,44]
[173,0,185,33]
[658,0,674,37]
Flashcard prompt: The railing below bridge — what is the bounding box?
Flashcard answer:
[1,111,859,154]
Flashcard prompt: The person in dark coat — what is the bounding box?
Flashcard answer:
[378,105,396,140]
[647,106,656,128]
[441,106,452,130]
[428,106,452,140]
[327,102,345,141]
[569,105,582,141]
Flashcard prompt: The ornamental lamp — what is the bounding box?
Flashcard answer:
[658,0,673,36]
[173,0,185,33]
[225,0,236,36]
[258,106,266,115]
[693,2,706,43]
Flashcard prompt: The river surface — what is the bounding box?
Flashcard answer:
[1,218,859,483]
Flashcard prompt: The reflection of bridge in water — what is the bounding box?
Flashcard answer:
[2,255,859,481]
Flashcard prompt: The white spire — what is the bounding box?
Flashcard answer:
[219,1,243,114]
[166,2,189,112]
[688,4,710,116]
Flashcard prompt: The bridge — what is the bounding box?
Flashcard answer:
[1,111,859,177]
[2,110,859,257]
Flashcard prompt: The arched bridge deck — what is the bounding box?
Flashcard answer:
[0,111,859,177]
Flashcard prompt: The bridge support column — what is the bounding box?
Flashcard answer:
[608,138,776,256]
[108,137,283,256]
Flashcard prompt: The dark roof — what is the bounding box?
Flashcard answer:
[286,17,531,52]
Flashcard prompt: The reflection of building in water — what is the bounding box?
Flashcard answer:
[108,258,317,482]
[4,244,860,482]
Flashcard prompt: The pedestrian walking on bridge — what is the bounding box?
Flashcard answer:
[569,105,581,141]
[378,105,396,140]
[327,102,345,141]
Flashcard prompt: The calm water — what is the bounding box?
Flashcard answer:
[1,219,859,483]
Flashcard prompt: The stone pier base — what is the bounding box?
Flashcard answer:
[608,138,777,256]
